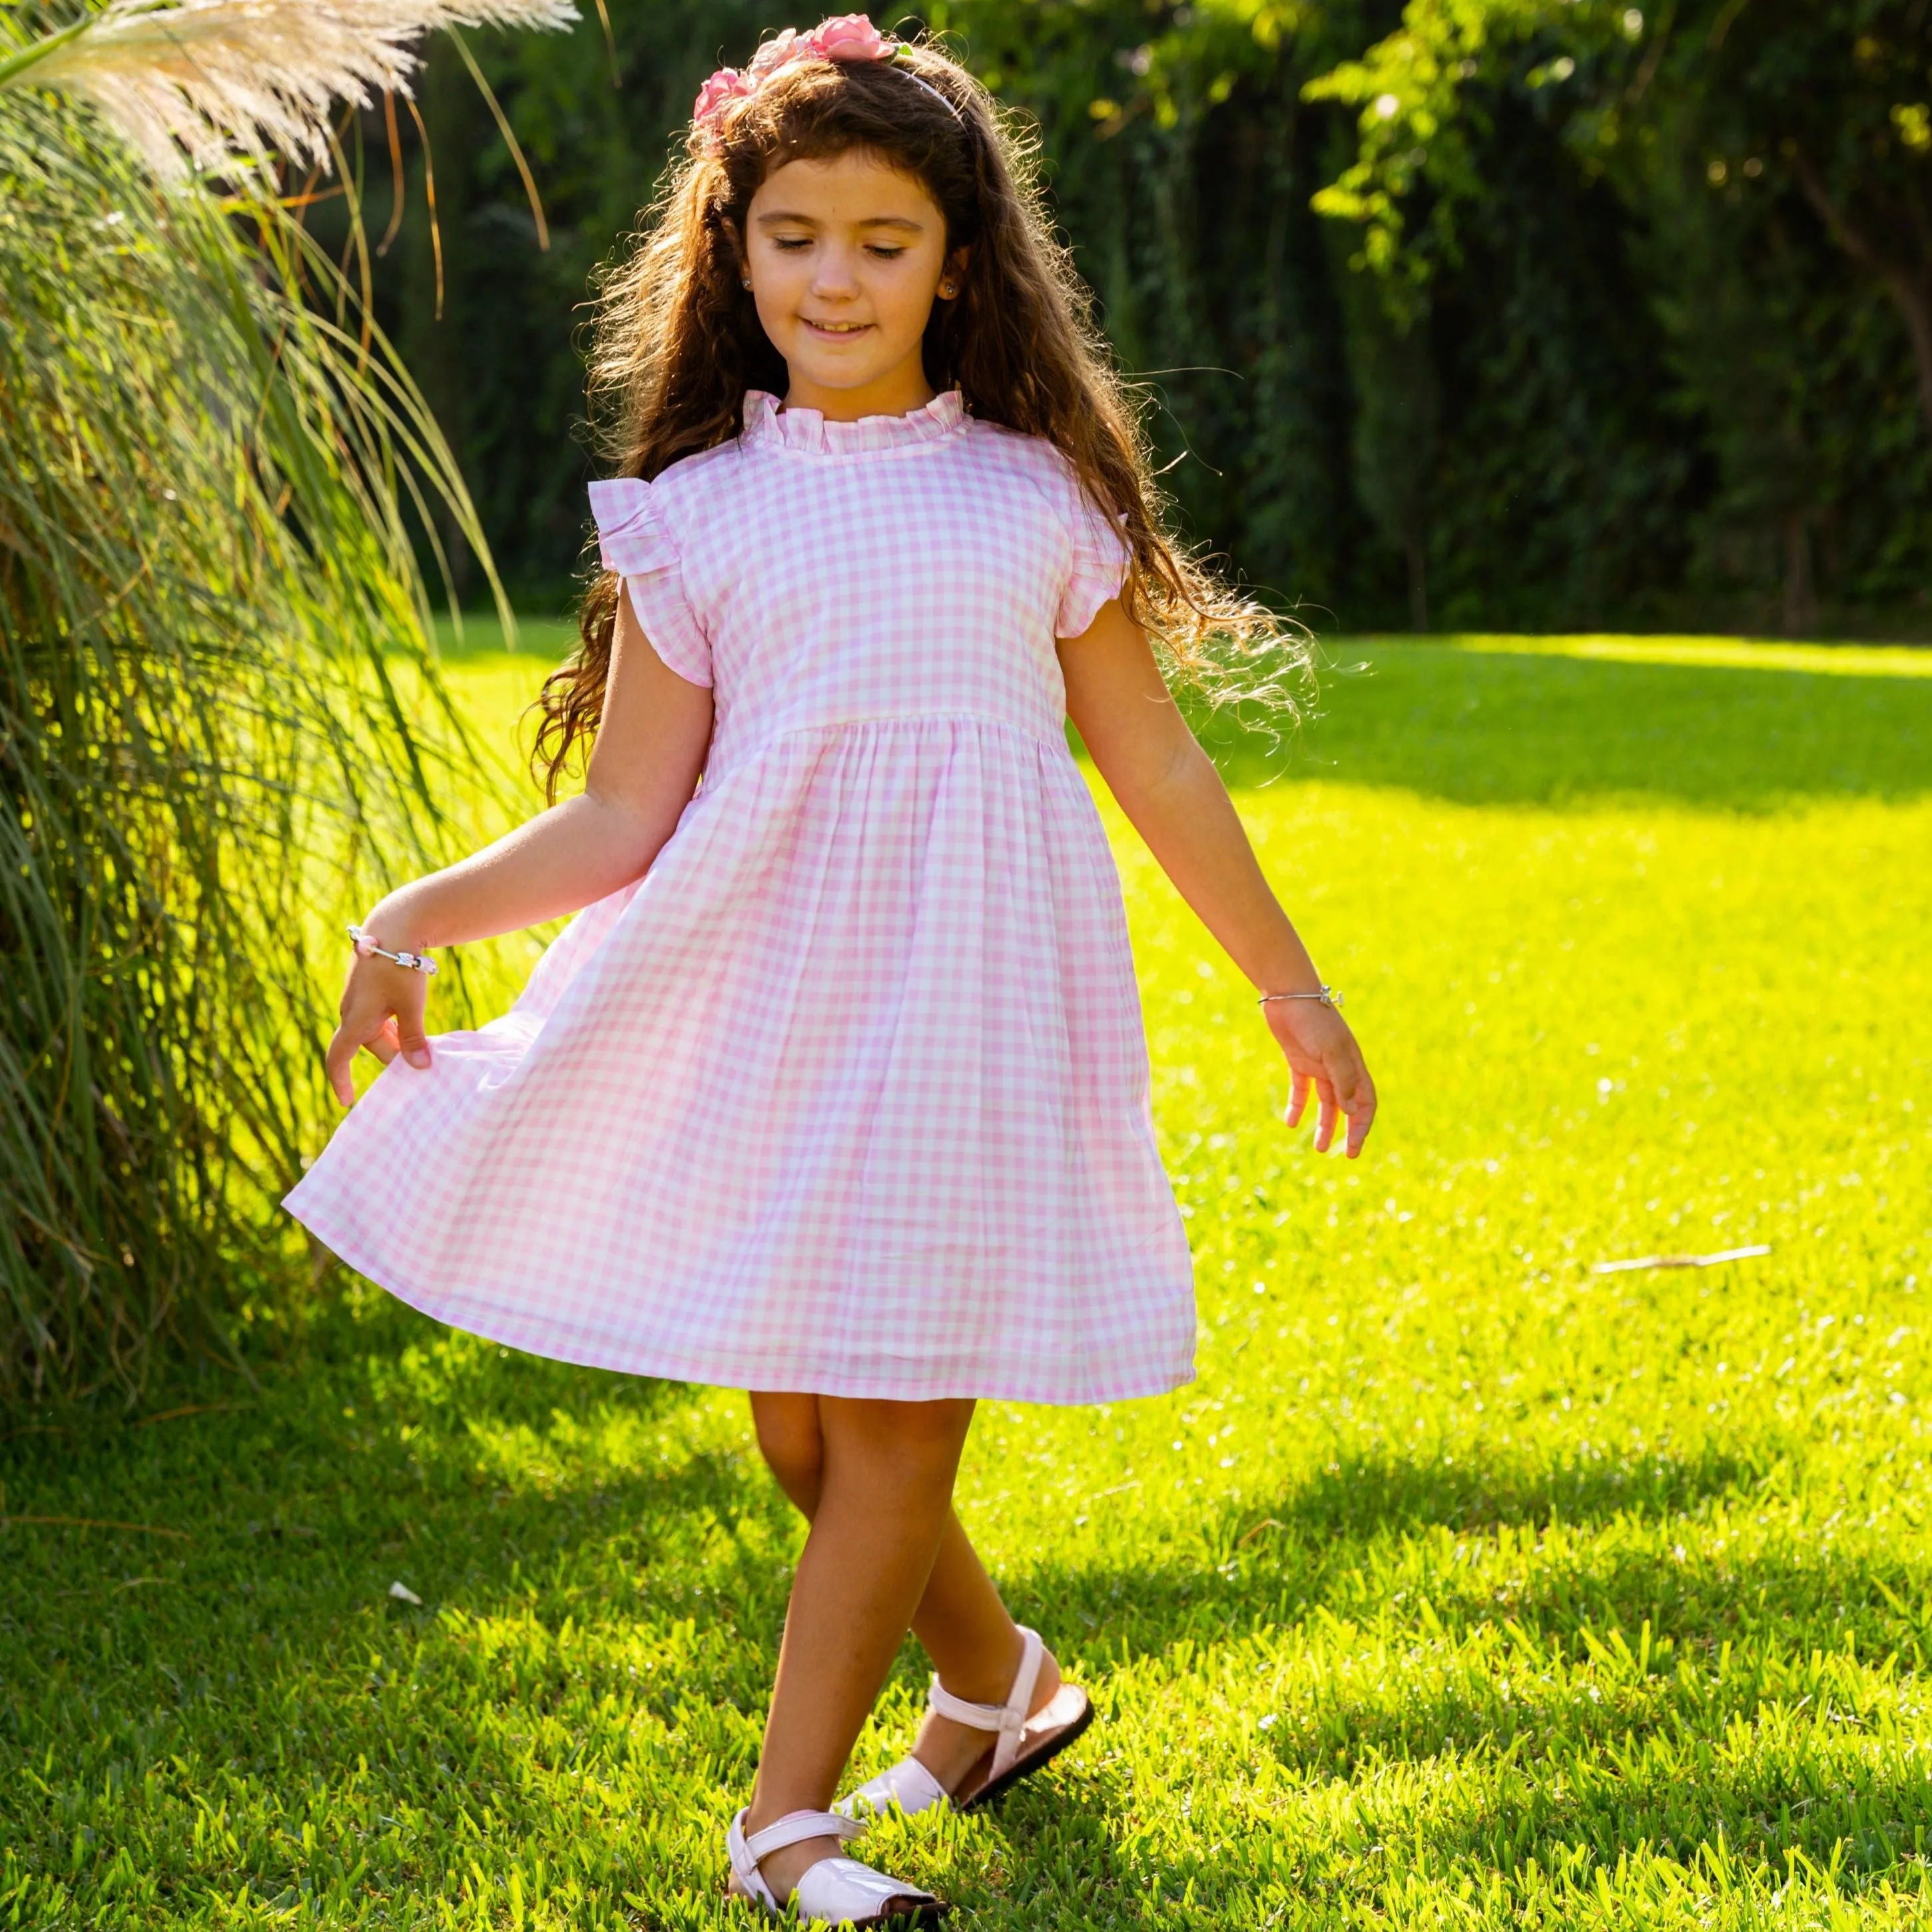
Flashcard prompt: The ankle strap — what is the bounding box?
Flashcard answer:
[738,1808,864,1863]
[926,1626,1044,1779]
[727,1807,862,1909]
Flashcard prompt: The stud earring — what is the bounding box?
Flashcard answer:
[741,276,751,290]
[938,278,958,298]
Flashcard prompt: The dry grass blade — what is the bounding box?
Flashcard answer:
[376,87,404,253]
[404,91,444,318]
[589,0,618,87]
[3,0,577,180]
[446,24,548,250]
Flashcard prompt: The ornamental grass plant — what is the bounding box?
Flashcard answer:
[0,1,573,1403]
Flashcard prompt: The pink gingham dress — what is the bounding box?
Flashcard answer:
[285,389,1195,1403]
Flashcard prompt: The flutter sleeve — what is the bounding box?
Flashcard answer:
[1054,468,1133,640]
[587,478,712,688]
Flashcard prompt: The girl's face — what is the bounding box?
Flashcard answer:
[741,147,962,420]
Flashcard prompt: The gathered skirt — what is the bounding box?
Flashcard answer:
[284,717,1196,1403]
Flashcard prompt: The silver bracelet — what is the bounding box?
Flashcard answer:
[1258,986,1342,1010]
[348,924,438,976]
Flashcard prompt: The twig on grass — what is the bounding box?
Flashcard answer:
[1590,1244,1772,1276]
[132,1401,247,1428]
[1,1515,189,1540]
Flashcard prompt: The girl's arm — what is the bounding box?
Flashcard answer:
[1059,599,1377,1157]
[324,586,713,1104]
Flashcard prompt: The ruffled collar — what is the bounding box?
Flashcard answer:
[741,388,966,456]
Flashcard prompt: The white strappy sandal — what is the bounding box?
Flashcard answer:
[725,1807,948,1927]
[836,1626,1094,1821]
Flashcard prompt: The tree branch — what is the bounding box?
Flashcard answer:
[1788,143,1932,436]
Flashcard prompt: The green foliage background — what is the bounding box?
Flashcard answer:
[360,1,1932,635]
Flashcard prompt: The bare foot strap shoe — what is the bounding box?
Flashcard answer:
[837,1626,1095,1821]
[834,1754,953,1819]
[726,1808,948,1927]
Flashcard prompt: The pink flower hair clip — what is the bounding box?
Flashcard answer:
[691,13,963,150]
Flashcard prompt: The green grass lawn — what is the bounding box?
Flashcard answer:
[4,635,1929,1928]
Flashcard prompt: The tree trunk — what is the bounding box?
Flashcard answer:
[1405,528,1429,632]
[1781,512,1815,637]
[1879,268,1932,441]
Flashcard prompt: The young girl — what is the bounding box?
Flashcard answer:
[286,17,1375,1923]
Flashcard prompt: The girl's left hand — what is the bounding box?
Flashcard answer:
[1265,999,1377,1157]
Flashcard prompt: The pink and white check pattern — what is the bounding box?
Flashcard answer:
[284,390,1195,1403]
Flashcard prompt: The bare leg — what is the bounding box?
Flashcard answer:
[749,1393,1064,1794]
[743,1395,974,1902]
[750,1391,827,1516]
[900,1511,1070,1788]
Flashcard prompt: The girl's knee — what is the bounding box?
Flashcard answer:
[751,1393,823,1506]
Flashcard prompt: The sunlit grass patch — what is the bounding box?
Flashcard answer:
[1449,632,1932,680]
[2,636,1928,1927]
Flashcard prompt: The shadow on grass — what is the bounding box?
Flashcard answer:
[999,1441,1776,1654]
[1008,1439,1932,1670]
[0,1290,787,1734]
[975,1442,1932,1919]
[10,1307,1932,1919]
[1231,1438,1770,1540]
[1197,643,1932,810]
[991,1743,1932,1924]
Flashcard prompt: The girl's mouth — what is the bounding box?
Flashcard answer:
[802,318,874,339]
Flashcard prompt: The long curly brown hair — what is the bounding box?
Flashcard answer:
[534,32,1297,800]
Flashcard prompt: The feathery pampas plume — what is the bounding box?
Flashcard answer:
[0,0,578,180]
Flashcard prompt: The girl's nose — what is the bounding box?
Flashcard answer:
[809,247,862,300]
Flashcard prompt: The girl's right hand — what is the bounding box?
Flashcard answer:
[325,948,433,1107]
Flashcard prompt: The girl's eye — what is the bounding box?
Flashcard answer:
[772,236,811,252]
[868,246,906,261]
